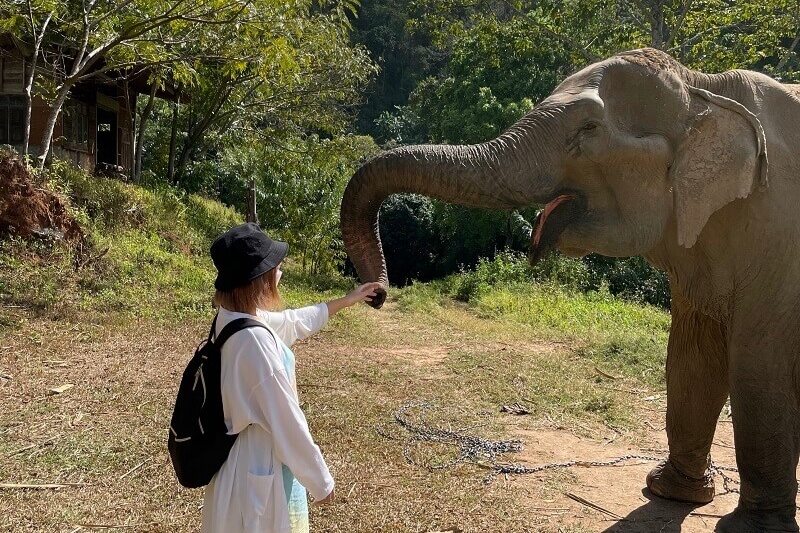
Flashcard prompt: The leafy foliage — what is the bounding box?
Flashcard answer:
[153,0,377,185]
[256,134,381,276]
[170,131,380,276]
[447,250,670,309]
[377,194,440,284]
[406,0,800,77]
[350,0,444,140]
[407,16,571,143]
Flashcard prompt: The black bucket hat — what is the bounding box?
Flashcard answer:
[210,223,288,291]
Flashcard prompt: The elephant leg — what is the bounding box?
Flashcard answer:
[647,293,729,504]
[715,336,800,533]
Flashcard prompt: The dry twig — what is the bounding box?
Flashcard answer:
[120,458,150,479]
[7,437,56,456]
[0,482,84,489]
[594,367,619,380]
[73,523,149,529]
[565,492,627,521]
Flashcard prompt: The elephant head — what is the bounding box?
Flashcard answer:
[340,48,769,308]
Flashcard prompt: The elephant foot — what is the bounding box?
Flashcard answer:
[646,459,715,504]
[715,507,799,532]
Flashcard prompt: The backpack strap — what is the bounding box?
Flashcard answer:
[206,315,218,343]
[213,317,269,349]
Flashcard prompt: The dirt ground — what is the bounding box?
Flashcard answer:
[2,305,799,532]
[0,154,83,242]
[342,305,800,533]
[510,424,748,532]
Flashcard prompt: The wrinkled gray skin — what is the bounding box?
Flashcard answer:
[340,48,800,532]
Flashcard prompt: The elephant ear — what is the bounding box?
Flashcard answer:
[671,86,769,248]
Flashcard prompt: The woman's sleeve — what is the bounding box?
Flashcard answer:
[249,372,334,501]
[257,303,328,346]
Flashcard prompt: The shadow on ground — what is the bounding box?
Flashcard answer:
[600,489,716,532]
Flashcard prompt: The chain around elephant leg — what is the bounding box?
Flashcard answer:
[646,456,715,504]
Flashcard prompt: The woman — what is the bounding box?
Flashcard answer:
[201,222,381,532]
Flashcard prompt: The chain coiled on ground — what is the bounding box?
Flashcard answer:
[377,400,742,494]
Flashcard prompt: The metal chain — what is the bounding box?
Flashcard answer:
[377,400,742,493]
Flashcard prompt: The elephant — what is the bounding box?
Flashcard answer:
[340,48,800,532]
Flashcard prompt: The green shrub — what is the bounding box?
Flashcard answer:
[394,282,446,313]
[530,253,592,292]
[446,249,669,309]
[185,195,243,249]
[452,251,533,302]
[582,255,670,308]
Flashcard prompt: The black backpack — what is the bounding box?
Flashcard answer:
[168,316,268,488]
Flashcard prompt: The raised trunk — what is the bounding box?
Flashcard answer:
[340,126,556,307]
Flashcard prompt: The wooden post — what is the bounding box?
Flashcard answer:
[246,177,258,223]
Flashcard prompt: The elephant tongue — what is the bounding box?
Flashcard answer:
[529,194,581,265]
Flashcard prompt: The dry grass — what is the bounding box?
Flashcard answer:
[0,298,665,533]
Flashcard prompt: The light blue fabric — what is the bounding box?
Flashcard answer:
[277,337,310,532]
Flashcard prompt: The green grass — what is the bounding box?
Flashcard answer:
[473,282,670,387]
[393,278,669,389]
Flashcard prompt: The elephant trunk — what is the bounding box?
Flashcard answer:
[341,127,557,308]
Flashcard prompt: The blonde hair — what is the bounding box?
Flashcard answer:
[213,267,282,314]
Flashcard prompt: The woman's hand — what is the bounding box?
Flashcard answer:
[326,282,383,316]
[343,282,383,307]
[313,488,335,505]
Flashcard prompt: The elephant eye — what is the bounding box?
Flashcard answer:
[581,122,597,132]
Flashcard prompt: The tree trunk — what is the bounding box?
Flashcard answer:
[246,177,258,223]
[23,80,33,159]
[167,102,178,184]
[37,88,70,169]
[23,9,53,159]
[174,133,193,185]
[134,84,157,182]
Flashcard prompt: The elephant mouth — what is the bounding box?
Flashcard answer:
[529,193,585,265]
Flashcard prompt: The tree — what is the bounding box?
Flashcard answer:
[378,194,441,284]
[208,132,381,276]
[0,0,59,158]
[7,0,251,168]
[406,0,800,77]
[149,0,376,185]
[350,0,444,139]
[408,15,571,144]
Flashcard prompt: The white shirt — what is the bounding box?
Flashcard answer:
[201,304,334,533]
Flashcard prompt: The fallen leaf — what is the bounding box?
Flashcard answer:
[48,384,74,394]
[500,402,531,415]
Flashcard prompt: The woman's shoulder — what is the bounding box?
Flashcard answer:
[217,308,283,368]
[217,307,277,337]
